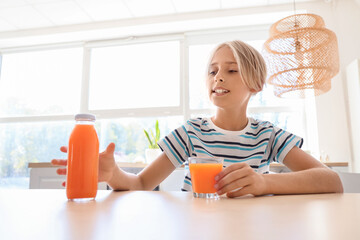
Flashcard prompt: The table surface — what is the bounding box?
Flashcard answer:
[0,190,359,240]
[28,161,349,168]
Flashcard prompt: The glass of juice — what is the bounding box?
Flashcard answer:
[188,157,223,199]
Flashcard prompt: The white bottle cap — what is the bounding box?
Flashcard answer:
[75,113,96,121]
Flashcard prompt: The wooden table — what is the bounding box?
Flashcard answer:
[0,190,359,240]
[28,161,349,169]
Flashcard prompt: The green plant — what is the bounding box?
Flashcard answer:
[143,120,160,149]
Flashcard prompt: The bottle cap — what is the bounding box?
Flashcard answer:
[75,113,96,121]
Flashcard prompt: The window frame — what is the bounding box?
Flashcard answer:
[0,26,318,153]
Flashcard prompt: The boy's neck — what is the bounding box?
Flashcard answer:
[211,109,248,131]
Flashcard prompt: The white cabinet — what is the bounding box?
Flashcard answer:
[29,167,65,189]
[159,168,186,191]
[28,163,107,189]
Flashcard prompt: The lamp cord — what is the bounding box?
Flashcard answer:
[293,0,300,51]
[293,0,298,27]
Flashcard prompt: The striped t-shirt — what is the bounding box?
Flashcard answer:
[158,117,303,192]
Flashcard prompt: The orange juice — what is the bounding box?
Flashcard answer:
[66,114,99,200]
[189,163,223,194]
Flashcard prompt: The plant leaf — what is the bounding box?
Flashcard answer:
[150,129,156,147]
[144,129,154,148]
[155,120,160,142]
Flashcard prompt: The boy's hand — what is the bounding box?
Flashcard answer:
[51,146,68,187]
[51,143,117,186]
[214,163,267,197]
[98,143,116,182]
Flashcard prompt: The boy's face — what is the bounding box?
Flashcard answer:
[206,46,253,110]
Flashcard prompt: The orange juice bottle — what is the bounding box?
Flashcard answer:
[66,113,99,200]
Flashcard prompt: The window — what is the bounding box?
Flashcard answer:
[98,116,183,163]
[0,48,83,117]
[0,121,73,188]
[0,28,318,189]
[189,43,214,110]
[89,41,180,110]
[0,47,83,188]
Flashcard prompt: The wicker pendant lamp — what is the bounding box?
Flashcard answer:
[263,13,340,98]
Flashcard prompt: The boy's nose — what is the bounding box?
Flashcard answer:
[214,71,224,82]
[215,76,224,82]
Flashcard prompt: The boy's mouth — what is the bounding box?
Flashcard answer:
[212,87,230,95]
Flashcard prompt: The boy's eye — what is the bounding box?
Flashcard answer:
[209,71,216,75]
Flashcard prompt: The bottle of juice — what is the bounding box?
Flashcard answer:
[66,113,99,200]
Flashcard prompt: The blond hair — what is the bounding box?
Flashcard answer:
[207,40,267,93]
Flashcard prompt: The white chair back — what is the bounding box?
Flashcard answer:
[337,171,360,193]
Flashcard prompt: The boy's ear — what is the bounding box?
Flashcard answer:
[250,89,258,94]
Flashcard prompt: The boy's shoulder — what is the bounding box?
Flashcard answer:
[185,117,208,127]
[249,117,276,129]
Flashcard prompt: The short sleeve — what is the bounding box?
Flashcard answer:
[269,126,303,164]
[158,125,193,168]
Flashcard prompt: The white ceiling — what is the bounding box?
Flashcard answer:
[0,0,315,32]
[0,0,318,49]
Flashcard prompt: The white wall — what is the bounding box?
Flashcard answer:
[334,0,360,172]
[298,0,360,169]
[346,60,360,172]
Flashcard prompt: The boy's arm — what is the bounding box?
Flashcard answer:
[263,146,343,194]
[107,152,176,191]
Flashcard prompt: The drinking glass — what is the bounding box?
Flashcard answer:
[188,157,223,199]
